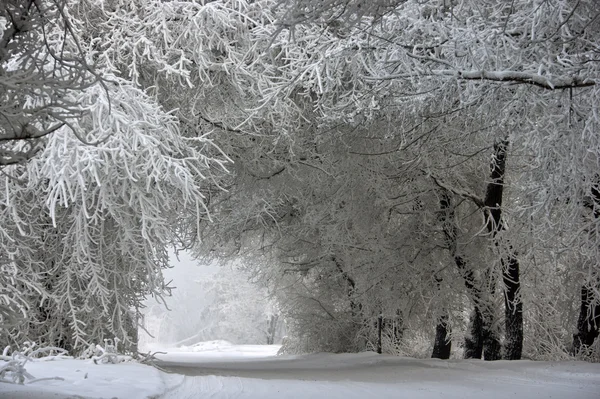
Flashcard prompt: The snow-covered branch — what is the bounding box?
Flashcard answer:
[452,70,594,90]
[367,70,595,90]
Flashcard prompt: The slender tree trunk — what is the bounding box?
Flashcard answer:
[332,256,361,318]
[376,314,383,354]
[438,190,484,359]
[434,140,521,360]
[266,314,279,345]
[432,312,452,359]
[503,255,523,359]
[431,275,451,359]
[332,256,370,350]
[483,139,522,360]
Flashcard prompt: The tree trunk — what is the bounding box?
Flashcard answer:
[482,308,502,360]
[376,314,383,354]
[431,312,452,359]
[572,283,600,355]
[332,256,362,318]
[573,180,600,355]
[266,314,279,345]
[438,190,484,359]
[431,275,451,359]
[483,139,522,360]
[464,308,484,359]
[503,255,523,360]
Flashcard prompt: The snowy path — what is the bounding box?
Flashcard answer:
[1,342,599,398]
[155,345,600,399]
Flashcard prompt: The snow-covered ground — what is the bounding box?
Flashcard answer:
[1,341,600,399]
[0,357,165,399]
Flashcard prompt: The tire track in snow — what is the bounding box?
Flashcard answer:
[155,351,600,399]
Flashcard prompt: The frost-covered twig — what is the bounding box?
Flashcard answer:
[136,350,168,372]
[92,339,119,365]
[28,376,66,384]
[0,346,68,385]
[137,350,167,365]
[0,357,36,384]
[91,338,131,364]
[428,172,485,208]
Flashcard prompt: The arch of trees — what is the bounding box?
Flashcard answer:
[1,0,599,361]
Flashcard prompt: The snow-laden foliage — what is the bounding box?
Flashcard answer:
[0,0,232,353]
[0,0,104,165]
[2,0,600,362]
[0,76,229,351]
[193,0,600,360]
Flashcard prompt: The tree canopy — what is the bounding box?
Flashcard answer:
[1,0,599,361]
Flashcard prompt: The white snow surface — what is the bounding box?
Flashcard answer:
[0,357,164,399]
[1,341,600,399]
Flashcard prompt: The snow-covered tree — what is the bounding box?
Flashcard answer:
[0,0,233,352]
[3,0,599,361]
[0,77,230,351]
[194,0,600,361]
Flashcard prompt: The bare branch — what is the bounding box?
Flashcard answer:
[428,173,485,208]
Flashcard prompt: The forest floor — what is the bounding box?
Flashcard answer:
[1,341,599,399]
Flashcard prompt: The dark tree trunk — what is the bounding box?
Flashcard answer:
[482,308,502,361]
[436,140,521,360]
[573,180,600,354]
[438,190,484,359]
[464,308,484,359]
[431,275,451,359]
[431,312,452,359]
[332,256,362,318]
[332,256,377,351]
[266,314,279,345]
[572,283,600,355]
[503,255,523,360]
[483,139,522,360]
[376,314,383,354]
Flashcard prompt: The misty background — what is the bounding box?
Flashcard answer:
[139,251,284,350]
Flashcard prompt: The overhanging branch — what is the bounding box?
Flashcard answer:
[367,69,595,90]
[454,70,594,90]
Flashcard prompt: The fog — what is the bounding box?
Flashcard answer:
[139,251,283,351]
